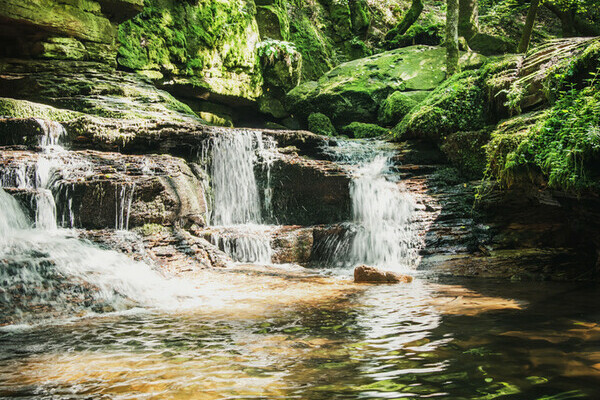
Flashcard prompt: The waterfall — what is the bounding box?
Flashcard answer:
[323,140,421,271]
[208,226,273,264]
[115,183,136,231]
[0,188,202,324]
[349,155,420,270]
[201,131,277,263]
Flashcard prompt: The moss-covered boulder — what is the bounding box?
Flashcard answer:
[468,33,516,56]
[394,70,488,142]
[385,23,444,50]
[441,129,491,179]
[340,122,389,139]
[308,113,337,136]
[117,0,263,104]
[378,91,419,126]
[0,0,142,64]
[0,59,199,123]
[287,45,486,127]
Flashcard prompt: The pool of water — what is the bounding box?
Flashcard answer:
[0,265,599,399]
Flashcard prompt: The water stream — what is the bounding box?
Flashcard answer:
[0,128,599,398]
[201,130,277,264]
[317,140,421,271]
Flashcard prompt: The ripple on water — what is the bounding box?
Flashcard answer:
[1,276,598,399]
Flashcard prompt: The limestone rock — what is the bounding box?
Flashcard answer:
[354,265,413,283]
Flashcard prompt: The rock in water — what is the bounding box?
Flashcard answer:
[353,265,413,284]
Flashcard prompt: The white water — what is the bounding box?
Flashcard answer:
[202,131,276,225]
[324,140,421,271]
[208,225,273,264]
[349,155,420,269]
[201,131,278,263]
[0,122,208,323]
[0,188,204,323]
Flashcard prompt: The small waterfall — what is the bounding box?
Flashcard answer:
[0,188,203,325]
[201,131,278,263]
[349,155,419,269]
[208,226,273,264]
[115,183,136,231]
[322,140,421,271]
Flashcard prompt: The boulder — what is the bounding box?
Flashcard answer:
[286,45,486,126]
[354,265,413,283]
[117,0,263,105]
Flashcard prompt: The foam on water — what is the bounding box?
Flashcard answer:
[322,140,422,271]
[201,130,278,263]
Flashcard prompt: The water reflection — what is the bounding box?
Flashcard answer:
[0,270,599,399]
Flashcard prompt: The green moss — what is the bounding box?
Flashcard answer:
[308,112,337,136]
[340,122,390,139]
[394,70,487,142]
[484,40,600,193]
[136,223,169,236]
[385,23,444,49]
[349,0,370,34]
[378,91,419,126]
[0,98,81,121]
[328,0,352,40]
[441,129,491,179]
[289,11,336,81]
[502,86,600,192]
[117,0,261,100]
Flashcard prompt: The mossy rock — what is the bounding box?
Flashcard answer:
[394,70,488,142]
[468,33,517,56]
[329,0,352,41]
[287,45,486,127]
[0,97,81,121]
[117,0,263,102]
[378,91,419,126]
[259,95,288,119]
[484,111,549,187]
[258,39,302,92]
[385,23,444,50]
[441,129,492,179]
[340,122,389,139]
[349,0,371,34]
[289,11,336,81]
[256,5,290,41]
[308,112,337,136]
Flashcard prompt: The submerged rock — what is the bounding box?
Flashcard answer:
[353,265,413,284]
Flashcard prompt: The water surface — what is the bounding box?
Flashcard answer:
[1,267,598,400]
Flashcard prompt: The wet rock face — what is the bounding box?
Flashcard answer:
[0,149,207,229]
[198,225,314,265]
[265,153,352,226]
[354,265,413,283]
[81,227,232,274]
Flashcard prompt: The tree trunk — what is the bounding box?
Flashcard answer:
[545,0,600,37]
[518,0,541,53]
[458,0,479,40]
[544,1,577,36]
[446,0,460,76]
[385,0,424,40]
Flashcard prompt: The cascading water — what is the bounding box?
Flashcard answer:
[201,131,278,264]
[0,123,207,325]
[0,187,204,325]
[321,140,421,271]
